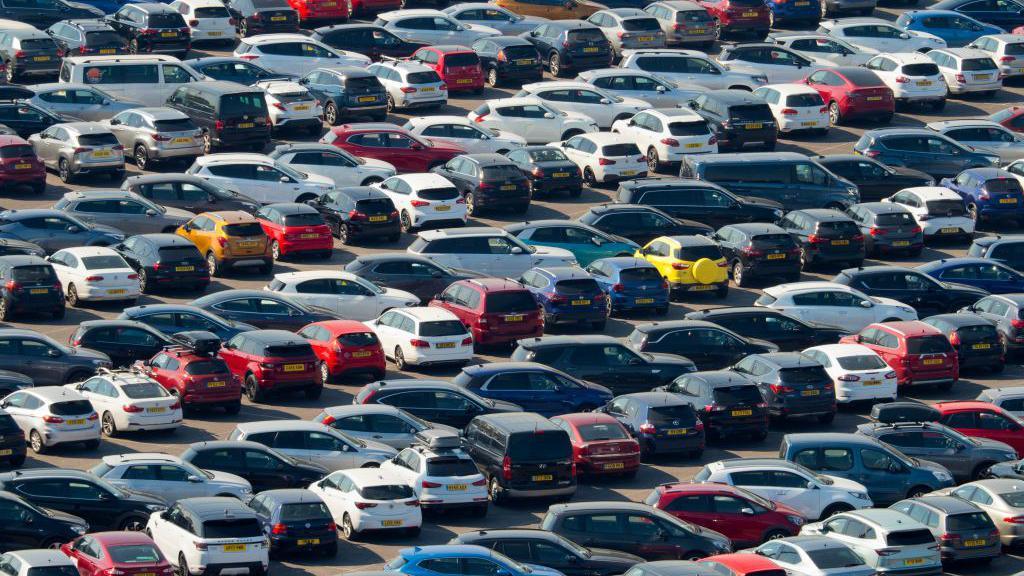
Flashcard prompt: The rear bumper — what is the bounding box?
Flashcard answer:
[278,237,333,254]
[579,455,640,474]
[474,324,543,345]
[182,390,242,405]
[270,533,338,553]
[544,308,607,325]
[503,484,577,499]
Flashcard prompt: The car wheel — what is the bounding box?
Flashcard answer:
[820,0,828,17]
[386,94,396,113]
[907,486,930,498]
[732,262,745,287]
[489,477,506,505]
[319,361,332,385]
[0,297,10,321]
[338,223,351,245]
[465,193,475,216]
[325,102,338,126]
[58,158,72,183]
[487,67,499,87]
[129,38,139,54]
[3,63,14,83]
[207,252,220,277]
[138,270,150,293]
[828,101,841,126]
[177,554,189,576]
[342,513,357,540]
[647,147,661,173]
[820,504,852,519]
[800,247,813,270]
[120,515,147,531]
[968,203,979,222]
[271,240,281,261]
[134,144,149,170]
[239,20,248,37]
[764,529,788,541]
[101,412,118,437]
[683,552,706,561]
[67,283,79,307]
[583,167,597,186]
[202,131,212,154]
[400,211,414,233]
[394,346,406,370]
[29,430,45,454]
[548,52,562,77]
[245,374,265,403]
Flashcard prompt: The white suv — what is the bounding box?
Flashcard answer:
[801,509,942,574]
[863,52,947,110]
[378,430,488,515]
[756,281,917,331]
[146,497,268,576]
[969,34,1024,80]
[90,452,252,504]
[408,227,577,277]
[882,186,976,240]
[620,49,768,90]
[367,306,474,369]
[468,97,600,144]
[186,153,334,204]
[611,107,716,171]
[255,80,323,134]
[372,173,467,232]
[403,116,526,154]
[308,467,422,539]
[367,59,447,112]
[817,18,946,54]
[233,34,369,76]
[927,47,1001,95]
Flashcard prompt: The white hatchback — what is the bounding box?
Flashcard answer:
[372,173,467,232]
[168,0,234,44]
[469,97,600,144]
[256,80,323,133]
[67,369,182,436]
[367,306,473,369]
[753,84,829,134]
[518,80,650,129]
[270,143,395,188]
[801,509,942,575]
[550,132,647,185]
[378,438,488,515]
[2,386,100,453]
[802,344,898,404]
[864,52,947,109]
[611,108,716,172]
[48,246,140,306]
[367,60,448,112]
[309,467,422,539]
[882,186,976,239]
[186,153,334,204]
[266,270,419,320]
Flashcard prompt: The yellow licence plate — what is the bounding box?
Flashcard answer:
[767,253,786,260]
[92,150,112,158]
[532,474,553,481]
[66,419,85,425]
[172,137,192,144]
[636,298,654,304]
[457,79,473,84]
[604,462,624,469]
[691,28,706,34]
[923,358,943,365]
[746,123,762,130]
[964,539,986,547]
[238,241,259,248]
[893,240,910,247]
[175,266,194,272]
[208,381,226,387]
[435,205,450,211]
[917,80,932,86]
[972,343,992,350]
[436,342,456,348]
[33,56,50,61]
[381,520,402,527]
[864,380,881,386]
[866,96,882,101]
[353,351,372,358]
[637,36,654,41]
[29,288,47,294]
[271,15,287,20]
[553,172,569,178]
[1001,197,1018,203]
[976,74,991,80]
[731,409,752,417]
[801,389,820,396]
[108,289,126,295]
[369,215,387,222]
[516,58,534,66]
[0,449,12,456]
[832,239,849,246]
[301,233,319,239]
[283,364,305,372]
[297,539,320,546]
[100,48,115,54]
[941,227,959,233]
[571,299,591,305]
[743,10,758,15]
[421,87,435,92]
[505,314,524,322]
[904,559,924,566]
[161,32,177,37]
[13,163,30,169]
[501,184,516,190]
[583,47,599,53]
[148,407,166,413]
[621,170,637,176]
[207,32,222,37]
[238,122,255,129]
[358,96,376,102]
[801,121,817,126]
[667,429,687,435]
[685,142,701,148]
[447,484,467,491]
[294,105,310,111]
[691,285,715,291]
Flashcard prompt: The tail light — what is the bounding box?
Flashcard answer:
[617,31,625,38]
[864,150,881,158]
[271,523,287,535]
[598,158,615,166]
[272,102,286,111]
[439,83,447,91]
[1001,56,1016,62]
[949,331,962,348]
[359,389,377,404]
[84,276,104,282]
[405,500,420,507]
[400,86,417,93]
[635,156,645,163]
[169,400,181,410]
[139,29,156,36]
[740,246,764,257]
[151,133,170,141]
[214,120,225,131]
[472,478,487,486]
[875,548,900,556]
[531,167,544,178]
[940,533,961,545]
[354,502,377,509]
[918,214,931,221]
[895,75,909,83]
[695,420,704,432]
[422,481,442,488]
[348,210,367,221]
[461,337,473,346]
[123,404,144,413]
[217,237,227,247]
[73,147,91,155]
[502,455,512,480]
[956,73,966,83]
[704,403,725,412]
[410,200,429,207]
[658,138,677,147]
[327,521,336,531]
[869,227,885,236]
[838,374,860,381]
[112,145,124,151]
[229,18,237,25]
[769,384,795,394]
[188,19,199,26]
[672,23,685,30]
[612,283,625,292]
[1005,516,1024,524]
[409,339,429,348]
[852,234,864,242]
[88,412,98,421]
[78,45,88,54]
[321,415,336,425]
[594,292,606,302]
[13,50,25,59]
[250,12,261,20]
[781,108,798,115]
[819,106,828,113]
[671,262,689,270]
[807,234,826,244]
[638,422,656,434]
[43,415,63,423]
[194,542,207,551]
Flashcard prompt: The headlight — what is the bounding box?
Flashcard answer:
[71,525,87,535]
[145,504,167,512]
[753,75,768,84]
[240,487,252,494]
[849,491,870,500]
[713,540,729,550]
[934,471,952,482]
[786,515,805,526]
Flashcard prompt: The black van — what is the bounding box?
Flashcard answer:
[680,152,861,211]
[463,412,576,505]
[166,80,270,153]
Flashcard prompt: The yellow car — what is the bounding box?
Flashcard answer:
[636,235,728,298]
[177,211,272,277]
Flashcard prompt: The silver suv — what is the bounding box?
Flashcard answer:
[104,107,204,170]
[90,452,252,504]
[53,190,194,236]
[28,121,124,183]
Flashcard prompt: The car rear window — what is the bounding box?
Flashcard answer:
[485,291,537,313]
[158,246,201,261]
[0,144,34,158]
[223,222,265,236]
[502,45,538,60]
[12,265,55,282]
[728,0,764,6]
[668,121,710,136]
[274,91,312,104]
[282,213,324,227]
[602,143,640,157]
[926,199,965,216]
[108,545,162,564]
[482,165,523,181]
[360,484,415,500]
[729,104,773,121]
[264,343,314,357]
[81,255,126,270]
[355,198,393,214]
[785,93,824,107]
[907,335,952,354]
[886,529,937,546]
[567,29,605,43]
[676,245,722,261]
[1006,43,1024,55]
[195,5,230,17]
[28,569,78,576]
[252,0,288,7]
[1002,491,1024,507]
[836,354,887,370]
[712,384,763,405]
[901,63,939,76]
[876,212,916,226]
[957,324,998,340]
[620,267,661,282]
[677,9,712,22]
[508,431,571,460]
[806,548,864,570]
[841,68,883,86]
[154,118,197,132]
[220,93,267,116]
[779,366,829,384]
[148,13,186,27]
[338,331,378,347]
[752,233,793,244]
[418,187,460,201]
[50,400,93,415]
[419,320,466,337]
[962,57,996,71]
[984,178,1022,194]
[425,457,479,476]
[280,502,332,521]
[346,76,380,92]
[121,382,167,399]
[946,511,993,531]
[576,422,629,441]
[78,133,118,146]
[555,279,601,295]
[444,53,479,67]
[20,38,55,51]
[201,518,262,539]
[185,358,230,375]
[648,404,697,425]
[86,31,124,45]
[407,71,441,84]
[622,17,660,31]
[528,148,568,162]
[817,221,859,235]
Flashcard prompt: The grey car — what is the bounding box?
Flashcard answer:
[587,9,666,56]
[442,3,547,36]
[731,352,837,424]
[121,174,261,215]
[0,328,110,385]
[889,496,1001,562]
[976,387,1024,420]
[0,209,124,254]
[26,83,141,122]
[28,121,125,183]
[926,119,1024,164]
[53,190,194,236]
[104,107,204,170]
[960,294,1024,352]
[844,202,924,257]
[576,68,704,108]
[313,404,457,450]
[642,1,717,47]
[857,420,1016,483]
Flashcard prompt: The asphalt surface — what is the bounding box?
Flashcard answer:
[8,5,1024,575]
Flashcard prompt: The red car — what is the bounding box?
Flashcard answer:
[840,321,958,390]
[429,278,543,348]
[550,412,640,477]
[0,135,46,194]
[990,106,1024,133]
[220,329,322,402]
[323,123,465,173]
[297,319,385,383]
[801,67,894,126]
[137,346,242,415]
[700,553,786,576]
[647,483,805,547]
[410,46,484,94]
[62,531,171,576]
[936,400,1024,456]
[698,0,769,39]
[287,0,349,23]
[256,202,333,260]
[349,0,400,15]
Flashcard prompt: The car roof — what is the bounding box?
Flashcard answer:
[23,386,86,403]
[934,400,1003,412]
[460,153,513,167]
[517,335,618,347]
[254,488,322,505]
[233,329,308,345]
[748,352,820,368]
[856,201,910,214]
[101,452,182,466]
[179,496,256,518]
[244,33,321,45]
[0,254,47,266]
[592,256,653,270]
[910,495,983,514]
[458,277,526,292]
[322,403,411,417]
[807,343,878,357]
[5,550,74,566]
[764,281,856,296]
[796,208,851,221]
[236,420,328,433]
[870,320,941,337]
[394,172,453,188]
[784,432,880,447]
[417,226,507,240]
[850,507,928,529]
[393,306,458,323]
[263,202,317,215]
[723,222,787,235]
[619,391,692,407]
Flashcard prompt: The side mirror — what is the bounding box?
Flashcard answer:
[182,223,192,231]
[187,475,202,483]
[145,209,157,217]
[888,462,904,473]
[75,383,85,390]
[900,33,910,39]
[279,176,290,183]
[510,246,523,254]
[433,293,443,301]
[807,481,816,489]
[47,348,61,358]
[160,511,170,520]
[410,143,424,151]
[741,507,755,515]
[687,100,698,109]
[955,443,967,452]
[599,98,611,105]
[628,357,643,365]
[859,300,872,308]
[101,99,110,106]
[109,118,121,125]
[456,25,465,32]
[565,555,579,564]
[656,85,666,93]
[67,226,80,233]
[305,199,317,207]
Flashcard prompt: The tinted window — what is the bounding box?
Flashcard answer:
[107,545,162,564]
[220,93,267,116]
[282,213,323,227]
[576,422,629,441]
[223,222,264,236]
[201,518,262,538]
[185,358,230,375]
[280,502,331,521]
[907,336,952,354]
[265,344,313,357]
[712,385,763,405]
[946,512,993,531]
[962,58,996,71]
[902,63,939,76]
[0,144,34,158]
[806,548,863,569]
[649,404,697,425]
[677,245,722,260]
[779,366,829,384]
[485,291,537,313]
[836,354,886,370]
[148,13,186,27]
[50,400,92,415]
[425,457,479,476]
[444,53,478,67]
[507,431,571,460]
[886,529,937,546]
[12,266,55,282]
[360,484,415,500]
[567,29,605,42]
[419,320,466,336]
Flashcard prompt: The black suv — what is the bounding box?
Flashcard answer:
[432,154,531,215]
[814,154,933,203]
[0,408,24,467]
[688,89,776,151]
[624,320,777,371]
[472,36,543,87]
[300,67,386,124]
[464,412,576,504]
[451,529,643,576]
[343,254,483,302]
[683,307,847,352]
[0,469,166,531]
[310,23,425,61]
[105,3,190,58]
[778,208,865,270]
[615,178,783,229]
[833,265,988,316]
[46,19,127,58]
[522,20,612,77]
[353,379,522,429]
[0,255,63,320]
[0,490,88,551]
[181,440,327,493]
[968,235,1024,272]
[511,335,695,394]
[0,29,62,82]
[579,204,711,245]
[713,223,800,286]
[922,312,1004,372]
[228,0,298,36]
[307,186,400,245]
[505,145,583,199]
[0,86,62,138]
[166,81,271,153]
[732,352,836,424]
[114,233,209,293]
[68,319,173,367]
[122,173,261,215]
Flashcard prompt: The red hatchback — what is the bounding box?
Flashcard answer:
[62,531,172,576]
[840,321,958,390]
[698,0,769,39]
[220,329,323,402]
[256,202,333,260]
[297,319,385,383]
[801,67,894,126]
[287,0,349,23]
[323,123,465,173]
[646,483,805,548]
[700,553,786,576]
[410,46,484,94]
[936,401,1024,456]
[0,135,46,194]
[137,347,242,415]
[429,278,543,348]
[550,412,640,477]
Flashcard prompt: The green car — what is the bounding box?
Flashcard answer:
[504,220,639,267]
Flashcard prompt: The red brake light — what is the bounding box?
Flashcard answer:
[660,138,679,146]
[474,113,488,122]
[42,415,63,424]
[612,283,625,292]
[400,86,417,93]
[781,108,798,115]
[123,404,144,413]
[422,481,442,488]
[271,523,287,534]
[502,455,512,480]
[354,502,377,509]
[1012,319,1024,329]
[807,234,826,244]
[1001,56,1016,62]
[769,384,795,394]
[869,227,885,236]
[472,478,487,486]
[638,422,656,434]
[461,336,473,346]
[348,210,367,221]
[598,158,615,166]
[410,200,429,207]
[671,262,689,270]
[409,339,429,348]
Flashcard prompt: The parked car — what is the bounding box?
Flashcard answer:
[833,264,989,315]
[228,0,299,37]
[54,189,193,236]
[309,24,426,61]
[585,256,669,314]
[323,123,464,173]
[471,36,543,87]
[137,338,243,415]
[297,319,386,383]
[267,270,417,321]
[181,440,327,492]
[247,488,338,557]
[843,202,924,256]
[367,306,474,370]
[522,20,614,77]
[431,153,531,215]
[29,121,124,184]
[429,278,543,348]
[105,3,190,58]
[353,379,522,429]
[815,154,934,203]
[777,208,865,270]
[229,419,395,470]
[113,233,210,293]
[840,321,959,389]
[799,509,943,575]
[731,352,836,424]
[615,178,784,229]
[855,129,999,179]
[315,404,457,450]
[120,303,256,341]
[343,253,483,302]
[255,202,333,261]
[627,319,777,370]
[0,255,65,320]
[651,370,768,441]
[685,307,846,351]
[518,267,609,329]
[935,400,1024,456]
[927,47,1002,95]
[941,168,1024,223]
[744,536,874,576]
[450,528,644,576]
[219,329,323,401]
[175,210,273,277]
[636,235,729,299]
[505,145,584,198]
[104,107,203,170]
[454,362,611,417]
[549,412,640,477]
[918,257,1024,296]
[801,344,898,405]
[122,174,261,215]
[713,223,801,286]
[599,391,705,457]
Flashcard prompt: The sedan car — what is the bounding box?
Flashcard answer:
[91,452,252,504]
[403,116,527,155]
[48,246,139,306]
[343,254,483,302]
[268,143,396,188]
[755,281,918,331]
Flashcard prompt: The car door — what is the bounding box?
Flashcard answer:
[855,447,905,505]
[243,448,295,490]
[18,337,69,385]
[433,390,483,428]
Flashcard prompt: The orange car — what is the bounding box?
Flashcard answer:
[176,211,273,277]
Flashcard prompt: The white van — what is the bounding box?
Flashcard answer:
[59,55,206,107]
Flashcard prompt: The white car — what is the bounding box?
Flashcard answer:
[372,173,467,232]
[186,153,334,204]
[744,537,875,576]
[0,551,80,576]
[469,97,599,144]
[550,132,647,185]
[366,60,447,112]
[768,32,872,66]
[443,3,547,36]
[864,52,947,110]
[969,34,1024,79]
[718,43,827,83]
[402,116,526,154]
[90,452,252,503]
[800,509,942,575]
[518,81,650,130]
[267,270,418,320]
[695,458,873,520]
[255,80,323,134]
[308,467,422,539]
[883,186,976,239]
[817,18,946,54]
[409,227,577,277]
[376,9,500,45]
[67,369,182,436]
[801,344,898,404]
[620,49,768,90]
[269,143,395,188]
[1,386,99,453]
[611,108,716,171]
[927,47,1002,95]
[228,420,396,471]
[926,119,1024,163]
[233,34,370,76]
[378,432,488,514]
[146,497,268,576]
[47,246,140,306]
[577,68,705,108]
[367,306,473,369]
[752,84,829,135]
[168,0,234,44]
[756,281,917,331]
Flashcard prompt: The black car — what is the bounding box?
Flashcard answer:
[299,67,386,125]
[120,303,257,340]
[579,204,711,245]
[248,489,337,557]
[511,335,696,395]
[167,81,270,153]
[732,352,836,423]
[777,208,866,269]
[0,369,31,399]
[0,0,101,31]
[114,233,210,293]
[833,265,989,316]
[309,24,426,61]
[68,319,174,368]
[183,56,296,85]
[471,36,542,87]
[615,178,783,229]
[46,19,126,58]
[228,0,298,37]
[521,20,612,77]
[354,379,522,429]
[451,529,643,576]
[344,254,483,302]
[815,154,933,203]
[0,255,63,321]
[684,307,847,352]
[432,153,531,215]
[0,469,166,532]
[307,187,399,245]
[653,370,768,441]
[713,223,800,286]
[0,490,88,551]
[844,202,924,257]
[190,289,335,331]
[624,320,778,371]
[688,89,776,151]
[505,146,583,199]
[922,312,1004,372]
[122,174,261,215]
[105,3,189,58]
[0,238,44,258]
[182,440,327,493]
[0,86,63,138]
[0,407,24,467]
[0,29,62,82]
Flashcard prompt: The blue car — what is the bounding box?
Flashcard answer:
[896,10,1003,47]
[119,303,257,340]
[505,220,639,267]
[453,361,613,416]
[931,0,1024,32]
[520,266,610,330]
[940,167,1024,223]
[917,256,1024,293]
[72,0,140,14]
[585,257,669,315]
[766,0,820,25]
[387,545,565,576]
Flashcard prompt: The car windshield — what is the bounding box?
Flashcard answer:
[621,17,660,31]
[418,187,460,201]
[81,255,127,270]
[108,545,162,564]
[576,421,629,441]
[444,53,478,68]
[121,381,168,399]
[220,93,267,117]
[528,149,569,162]
[985,178,1022,194]
[194,5,230,17]
[676,245,722,261]
[418,320,466,337]
[280,502,332,522]
[807,547,864,569]
[836,354,887,370]
[568,29,605,43]
[360,484,415,500]
[201,518,262,538]
[902,63,939,76]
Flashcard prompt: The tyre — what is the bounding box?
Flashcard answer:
[465,193,476,217]
[245,374,266,403]
[3,63,13,83]
[129,38,139,54]
[41,539,63,550]
[394,346,406,370]
[907,485,930,498]
[134,144,150,170]
[548,52,563,77]
[101,412,118,437]
[138,270,150,293]
[583,167,597,186]
[342,513,358,540]
[489,477,506,505]
[647,147,662,173]
[487,67,499,87]
[67,284,80,307]
[400,211,414,233]
[682,552,706,561]
[58,158,72,183]
[120,515,147,531]
[319,361,332,385]
[828,101,841,126]
[732,262,746,287]
[386,94,396,113]
[177,554,189,576]
[716,284,728,298]
[972,462,995,480]
[271,240,282,261]
[29,430,45,454]
[0,297,9,321]
[764,529,788,541]
[324,102,339,126]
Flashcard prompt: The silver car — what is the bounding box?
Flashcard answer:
[28,121,124,183]
[314,404,457,449]
[587,9,667,57]
[53,189,194,235]
[643,0,717,48]
[27,83,141,122]
[89,452,252,504]
[577,68,706,108]
[103,107,204,170]
[442,3,547,36]
[228,419,397,471]
[927,119,1024,164]
[745,535,875,576]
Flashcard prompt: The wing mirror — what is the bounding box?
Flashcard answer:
[899,33,910,39]
[656,85,666,93]
[599,97,611,104]
[544,112,555,119]
[67,225,80,233]
[510,246,523,254]
[740,507,755,515]
[145,209,157,217]
[187,475,202,483]
[859,300,873,308]
[109,118,121,125]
